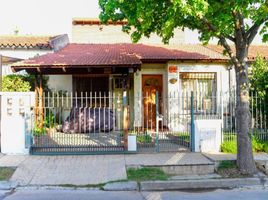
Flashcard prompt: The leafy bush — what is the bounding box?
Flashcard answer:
[137,134,152,143]
[44,112,56,128]
[221,137,268,153]
[221,141,237,154]
[252,137,264,152]
[264,143,268,154]
[2,75,31,92]
[2,74,49,92]
[32,124,46,136]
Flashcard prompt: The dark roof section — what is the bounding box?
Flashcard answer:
[206,45,268,61]
[0,34,68,50]
[72,18,128,25]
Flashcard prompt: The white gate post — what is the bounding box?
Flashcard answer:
[0,92,34,154]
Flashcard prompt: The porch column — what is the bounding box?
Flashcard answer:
[34,74,44,128]
[39,74,44,128]
[34,75,39,124]
[123,76,131,150]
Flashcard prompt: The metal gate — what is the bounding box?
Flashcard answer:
[134,92,196,153]
[31,92,125,154]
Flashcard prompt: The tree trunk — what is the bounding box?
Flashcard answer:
[235,48,257,174]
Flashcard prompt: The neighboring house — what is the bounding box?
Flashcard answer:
[0,34,69,76]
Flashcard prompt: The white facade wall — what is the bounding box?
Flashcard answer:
[72,24,186,45]
[133,62,232,130]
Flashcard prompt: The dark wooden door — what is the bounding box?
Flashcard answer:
[142,75,163,129]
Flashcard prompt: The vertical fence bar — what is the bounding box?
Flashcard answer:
[190,91,195,152]
[155,91,159,152]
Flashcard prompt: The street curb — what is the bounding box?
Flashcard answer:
[0,181,18,190]
[140,177,268,191]
[103,181,138,191]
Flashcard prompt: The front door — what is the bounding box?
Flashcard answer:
[142,75,163,129]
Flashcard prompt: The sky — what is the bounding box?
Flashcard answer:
[0,0,100,35]
[0,0,264,44]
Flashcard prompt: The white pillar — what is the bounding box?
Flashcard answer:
[0,92,34,154]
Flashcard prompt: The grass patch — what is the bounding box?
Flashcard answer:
[57,183,106,189]
[0,167,16,181]
[127,167,169,182]
[218,160,236,170]
[216,160,251,178]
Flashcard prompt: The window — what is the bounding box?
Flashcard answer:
[180,72,217,112]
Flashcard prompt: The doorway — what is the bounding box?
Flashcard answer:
[142,75,163,129]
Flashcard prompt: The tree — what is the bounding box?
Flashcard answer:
[99,0,268,174]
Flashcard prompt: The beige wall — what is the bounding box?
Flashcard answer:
[72,24,185,45]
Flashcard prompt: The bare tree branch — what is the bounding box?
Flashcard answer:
[246,23,262,45]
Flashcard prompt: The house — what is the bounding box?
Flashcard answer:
[6,19,268,154]
[0,34,69,76]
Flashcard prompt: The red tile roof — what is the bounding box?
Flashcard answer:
[0,35,63,49]
[206,45,268,61]
[12,43,228,70]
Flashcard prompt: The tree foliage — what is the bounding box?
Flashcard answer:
[100,1,268,44]
[2,74,50,92]
[250,55,268,99]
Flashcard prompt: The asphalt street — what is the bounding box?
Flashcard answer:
[0,187,267,200]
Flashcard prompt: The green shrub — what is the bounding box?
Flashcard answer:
[252,137,264,152]
[221,137,268,153]
[263,143,268,153]
[2,75,31,92]
[2,74,49,92]
[137,134,152,143]
[221,141,237,153]
[44,112,56,128]
[32,124,46,136]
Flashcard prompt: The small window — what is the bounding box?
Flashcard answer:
[180,72,217,112]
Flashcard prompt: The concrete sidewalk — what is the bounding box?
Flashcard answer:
[0,155,126,186]
[1,152,267,187]
[0,152,212,186]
